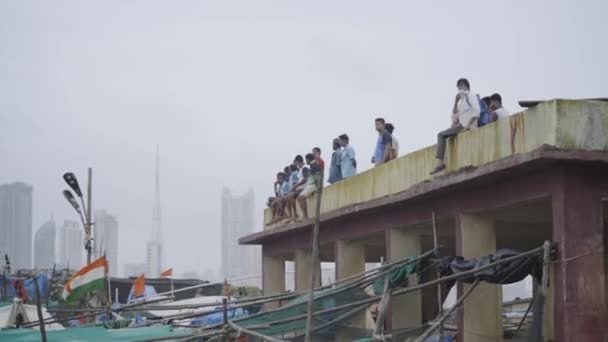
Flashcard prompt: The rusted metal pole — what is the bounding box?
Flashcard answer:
[86,167,93,264]
[222,297,228,325]
[372,274,391,340]
[304,171,323,342]
[432,212,444,342]
[414,279,480,342]
[33,276,47,342]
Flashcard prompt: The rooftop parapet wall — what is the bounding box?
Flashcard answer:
[263,99,608,228]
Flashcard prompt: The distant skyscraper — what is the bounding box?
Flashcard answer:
[58,220,83,270]
[34,219,56,269]
[147,145,163,277]
[95,210,118,275]
[124,263,147,277]
[221,188,260,286]
[0,182,33,270]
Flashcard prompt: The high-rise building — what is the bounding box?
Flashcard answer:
[94,210,118,275]
[221,188,260,286]
[146,240,162,277]
[124,263,147,277]
[58,220,84,270]
[147,146,163,277]
[0,182,33,270]
[34,219,56,269]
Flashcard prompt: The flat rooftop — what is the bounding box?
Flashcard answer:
[241,99,608,245]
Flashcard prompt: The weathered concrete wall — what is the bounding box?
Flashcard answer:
[264,100,608,226]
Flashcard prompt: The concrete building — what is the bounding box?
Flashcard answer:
[221,188,261,287]
[0,182,33,270]
[58,220,84,270]
[94,210,118,275]
[34,219,56,269]
[124,262,147,277]
[240,100,608,341]
[146,240,162,277]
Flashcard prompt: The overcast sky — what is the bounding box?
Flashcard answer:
[1,0,607,278]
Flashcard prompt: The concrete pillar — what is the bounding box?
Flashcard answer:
[388,228,422,329]
[551,171,608,341]
[294,248,320,291]
[262,251,285,309]
[457,214,503,342]
[334,239,366,341]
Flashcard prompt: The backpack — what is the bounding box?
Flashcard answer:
[465,94,491,127]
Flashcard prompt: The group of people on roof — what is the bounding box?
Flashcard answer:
[267,77,510,224]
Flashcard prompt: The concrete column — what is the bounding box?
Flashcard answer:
[458,214,503,342]
[388,228,422,329]
[551,171,608,341]
[294,248,320,291]
[262,251,285,310]
[334,239,366,341]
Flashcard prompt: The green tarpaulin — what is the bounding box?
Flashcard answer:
[0,325,192,342]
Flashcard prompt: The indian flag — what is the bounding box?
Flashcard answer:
[62,256,108,303]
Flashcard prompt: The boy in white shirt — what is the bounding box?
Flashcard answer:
[490,93,510,119]
[430,78,480,175]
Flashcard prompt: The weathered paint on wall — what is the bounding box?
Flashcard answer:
[264,100,608,227]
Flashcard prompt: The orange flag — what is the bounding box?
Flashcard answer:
[133,274,145,298]
[160,268,173,278]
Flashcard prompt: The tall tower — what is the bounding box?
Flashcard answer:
[146,145,163,277]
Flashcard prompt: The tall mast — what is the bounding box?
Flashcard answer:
[153,145,162,241]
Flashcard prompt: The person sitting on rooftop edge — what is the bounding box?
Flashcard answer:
[297,153,322,220]
[430,78,480,175]
[490,93,510,120]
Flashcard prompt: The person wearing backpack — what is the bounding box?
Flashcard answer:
[430,78,480,175]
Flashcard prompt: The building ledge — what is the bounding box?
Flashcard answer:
[240,145,608,245]
[247,99,608,243]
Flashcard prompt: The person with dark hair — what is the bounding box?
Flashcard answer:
[268,172,286,223]
[328,138,343,184]
[297,153,321,219]
[312,147,325,172]
[285,155,310,221]
[490,93,510,120]
[385,123,399,160]
[430,78,480,175]
[371,118,393,166]
[339,134,357,178]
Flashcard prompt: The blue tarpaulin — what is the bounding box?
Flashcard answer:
[0,273,50,301]
[188,307,249,326]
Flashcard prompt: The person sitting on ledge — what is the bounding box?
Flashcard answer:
[297,153,322,220]
[430,78,480,175]
[285,155,308,222]
[268,172,287,223]
[490,93,510,120]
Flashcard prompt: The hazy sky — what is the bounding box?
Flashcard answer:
[1,0,607,277]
